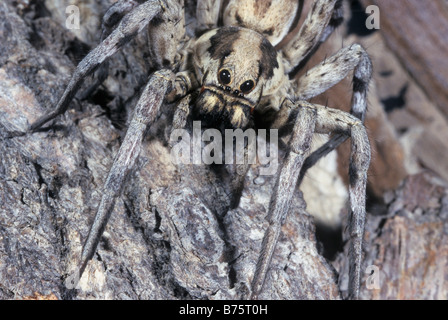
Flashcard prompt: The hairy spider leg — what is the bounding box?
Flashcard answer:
[294,43,372,187]
[252,101,370,299]
[195,0,222,35]
[253,0,372,299]
[281,0,341,73]
[66,70,172,288]
[251,104,316,299]
[28,1,165,132]
[79,0,142,100]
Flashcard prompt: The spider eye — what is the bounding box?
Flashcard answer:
[240,80,255,94]
[218,69,232,85]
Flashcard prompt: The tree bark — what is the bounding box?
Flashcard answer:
[0,0,339,300]
[1,0,447,300]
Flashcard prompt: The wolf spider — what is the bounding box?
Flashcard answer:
[29,0,372,299]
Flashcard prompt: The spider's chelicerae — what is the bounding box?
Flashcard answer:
[30,0,372,299]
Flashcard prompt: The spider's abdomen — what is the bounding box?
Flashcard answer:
[223,0,300,46]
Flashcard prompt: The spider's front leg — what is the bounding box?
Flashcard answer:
[251,101,370,300]
[28,0,187,288]
[65,69,174,288]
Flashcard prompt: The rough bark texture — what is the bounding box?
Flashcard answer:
[359,0,448,192]
[0,0,447,300]
[359,172,448,300]
[0,0,339,300]
[361,0,448,119]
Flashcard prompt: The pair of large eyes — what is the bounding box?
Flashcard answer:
[218,69,255,94]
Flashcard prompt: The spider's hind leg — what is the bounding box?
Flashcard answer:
[281,0,343,73]
[28,0,168,132]
[79,0,143,100]
[195,0,222,35]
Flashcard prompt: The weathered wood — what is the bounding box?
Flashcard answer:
[361,0,448,120]
[356,0,448,184]
[0,0,339,300]
[359,172,448,300]
[1,0,447,301]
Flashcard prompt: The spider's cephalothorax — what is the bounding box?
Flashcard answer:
[29,0,372,300]
[192,26,283,130]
